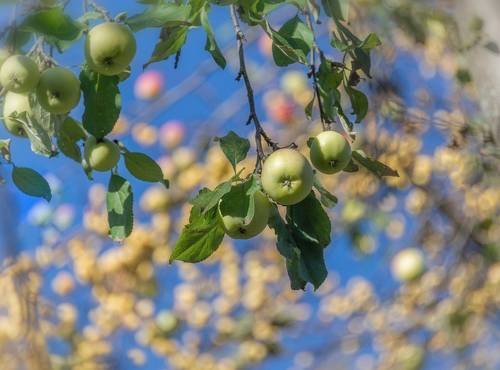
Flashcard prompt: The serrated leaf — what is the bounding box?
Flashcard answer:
[313,176,338,208]
[269,16,313,66]
[190,182,232,214]
[346,86,368,123]
[124,152,164,182]
[169,206,225,263]
[12,111,56,157]
[352,150,399,177]
[21,7,86,52]
[0,139,11,162]
[268,205,327,290]
[200,4,226,69]
[80,68,121,139]
[126,3,192,31]
[286,192,331,247]
[56,117,86,162]
[145,26,189,68]
[12,167,51,201]
[216,131,250,172]
[219,176,259,224]
[107,175,134,241]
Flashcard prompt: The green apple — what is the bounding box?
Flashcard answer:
[261,148,314,205]
[2,91,31,137]
[0,49,10,73]
[36,67,81,114]
[84,136,120,172]
[310,131,352,174]
[0,55,40,93]
[391,248,425,282]
[85,22,136,76]
[218,190,271,239]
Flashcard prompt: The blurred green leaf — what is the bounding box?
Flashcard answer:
[107,174,134,241]
[12,166,51,201]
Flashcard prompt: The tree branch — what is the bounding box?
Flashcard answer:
[229,5,279,173]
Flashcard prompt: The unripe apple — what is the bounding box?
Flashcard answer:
[261,149,314,205]
[134,70,164,100]
[155,310,178,335]
[218,191,271,239]
[391,248,425,282]
[84,136,120,172]
[36,67,81,114]
[2,91,31,137]
[85,22,136,76]
[0,49,10,73]
[310,131,352,174]
[159,120,185,149]
[0,55,40,93]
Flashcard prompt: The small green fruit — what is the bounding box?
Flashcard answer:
[36,67,81,114]
[84,136,120,172]
[0,55,40,93]
[85,22,136,76]
[310,131,352,174]
[2,91,31,137]
[261,149,314,205]
[219,191,271,239]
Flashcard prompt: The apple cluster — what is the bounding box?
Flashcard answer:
[219,131,352,240]
[1,21,137,172]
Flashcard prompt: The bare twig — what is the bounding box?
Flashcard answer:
[305,6,331,131]
[229,5,279,173]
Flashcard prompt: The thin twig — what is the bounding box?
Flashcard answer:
[229,5,279,173]
[305,6,331,131]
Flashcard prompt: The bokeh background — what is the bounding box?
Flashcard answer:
[0,0,499,369]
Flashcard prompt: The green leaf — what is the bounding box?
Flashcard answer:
[268,205,328,290]
[190,182,232,214]
[200,4,226,69]
[286,192,331,247]
[107,175,134,241]
[124,152,164,182]
[352,150,399,177]
[56,117,86,162]
[0,139,11,162]
[305,95,315,120]
[360,33,381,50]
[144,26,189,68]
[169,206,225,263]
[346,87,368,123]
[21,7,86,52]
[321,0,349,21]
[12,167,51,202]
[269,16,313,66]
[219,177,259,224]
[126,3,192,31]
[215,131,250,172]
[312,176,338,208]
[80,68,121,139]
[12,110,56,157]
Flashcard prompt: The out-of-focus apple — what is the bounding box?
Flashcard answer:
[159,120,185,149]
[140,185,171,213]
[391,248,425,282]
[52,271,75,296]
[263,90,295,125]
[281,70,307,96]
[134,70,164,100]
[258,33,273,57]
[131,122,157,146]
[171,147,195,171]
